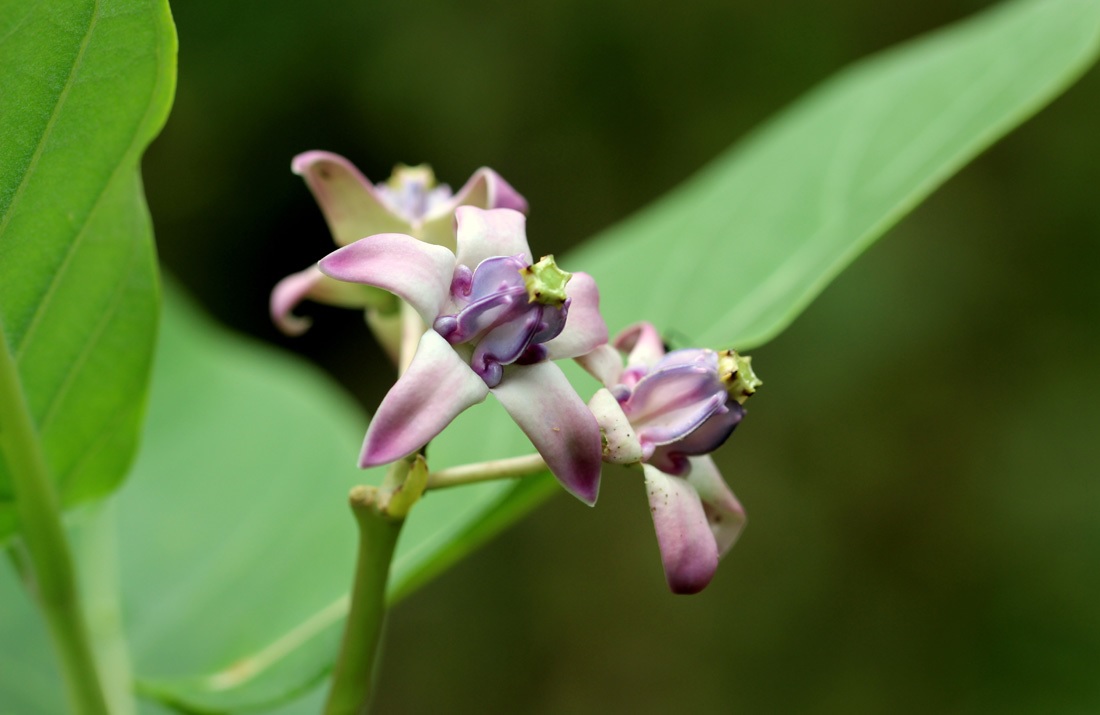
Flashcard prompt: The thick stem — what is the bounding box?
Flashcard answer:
[76,500,136,715]
[426,453,547,491]
[322,486,404,715]
[0,334,109,715]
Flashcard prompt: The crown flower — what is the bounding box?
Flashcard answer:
[583,323,760,593]
[272,152,526,336]
[319,207,608,505]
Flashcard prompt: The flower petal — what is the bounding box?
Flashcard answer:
[588,388,643,464]
[543,272,608,361]
[319,233,456,325]
[451,167,529,215]
[492,362,602,505]
[360,330,489,467]
[292,151,409,245]
[271,265,394,336]
[471,308,542,388]
[270,265,327,336]
[575,344,625,387]
[420,168,529,248]
[613,322,666,370]
[647,401,743,476]
[642,464,719,594]
[453,207,533,270]
[624,356,724,425]
[685,456,746,557]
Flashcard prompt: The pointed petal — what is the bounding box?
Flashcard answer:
[575,344,625,387]
[686,456,746,558]
[613,322,666,369]
[492,362,602,505]
[588,388,643,464]
[420,168,529,248]
[450,166,528,214]
[543,272,608,360]
[319,233,456,324]
[642,465,719,594]
[292,151,410,245]
[271,265,393,336]
[360,331,489,467]
[453,206,533,269]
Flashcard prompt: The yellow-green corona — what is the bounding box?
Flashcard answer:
[718,349,762,405]
[521,254,572,306]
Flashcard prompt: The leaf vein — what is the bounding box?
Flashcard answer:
[4,0,103,357]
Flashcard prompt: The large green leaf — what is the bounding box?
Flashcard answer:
[124,0,1100,711]
[576,0,1100,351]
[115,285,558,712]
[0,0,177,540]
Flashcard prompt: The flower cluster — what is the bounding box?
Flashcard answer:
[583,323,760,593]
[276,154,760,593]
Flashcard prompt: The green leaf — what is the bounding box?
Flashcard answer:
[0,555,66,714]
[124,1,1100,711]
[577,0,1100,351]
[0,0,177,541]
[118,285,562,711]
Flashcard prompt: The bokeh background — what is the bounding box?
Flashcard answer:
[142,0,1100,712]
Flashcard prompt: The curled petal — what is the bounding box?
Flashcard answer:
[588,388,643,464]
[624,355,724,424]
[270,266,326,336]
[360,331,489,467]
[647,401,743,476]
[292,151,409,245]
[271,265,393,336]
[544,272,608,361]
[319,233,456,325]
[492,362,603,506]
[614,322,666,370]
[643,465,719,595]
[453,207,533,270]
[637,393,728,456]
[685,456,746,558]
[420,167,528,248]
[470,308,542,387]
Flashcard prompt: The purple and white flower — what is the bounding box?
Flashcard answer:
[584,323,761,593]
[272,152,526,336]
[319,206,608,505]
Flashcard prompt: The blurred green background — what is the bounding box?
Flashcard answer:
[141,0,1100,712]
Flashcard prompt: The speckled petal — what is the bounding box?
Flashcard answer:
[643,464,720,594]
[686,456,746,557]
[453,207,533,270]
[492,362,603,506]
[588,388,643,464]
[292,151,409,245]
[543,272,608,361]
[359,331,489,467]
[319,233,456,325]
